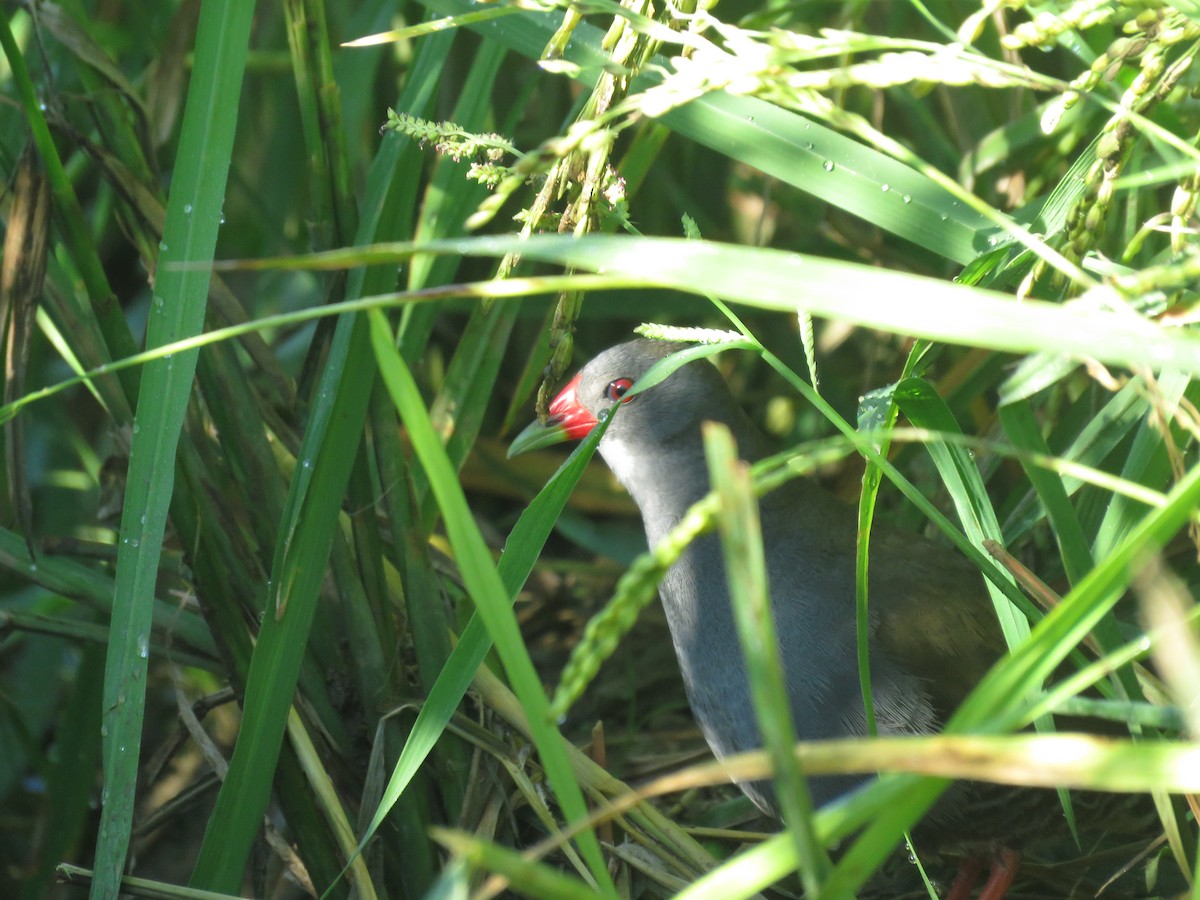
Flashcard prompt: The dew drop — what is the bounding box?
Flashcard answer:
[881,183,890,192]
[822,160,835,172]
[183,203,193,214]
[902,195,912,204]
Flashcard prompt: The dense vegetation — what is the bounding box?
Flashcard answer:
[1,0,1198,897]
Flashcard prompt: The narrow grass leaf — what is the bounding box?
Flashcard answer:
[91,1,254,895]
[190,317,375,891]
[892,376,1029,645]
[352,393,612,853]
[190,25,459,892]
[367,308,616,894]
[705,423,826,893]
[431,828,602,900]
[954,463,1200,733]
[238,235,1200,378]
[1092,371,1192,559]
[998,400,1094,582]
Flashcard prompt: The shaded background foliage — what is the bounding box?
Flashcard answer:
[0,0,1198,898]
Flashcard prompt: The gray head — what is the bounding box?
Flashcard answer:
[510,339,752,452]
[508,339,766,507]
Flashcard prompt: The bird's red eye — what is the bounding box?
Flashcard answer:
[605,378,634,403]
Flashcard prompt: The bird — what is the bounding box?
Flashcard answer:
[508,338,1163,898]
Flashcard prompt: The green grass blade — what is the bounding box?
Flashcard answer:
[823,453,1200,888]
[997,399,1094,582]
[955,469,1200,735]
[704,423,827,893]
[189,313,376,893]
[1092,371,1192,558]
[432,829,602,899]
[367,308,616,894]
[892,376,1030,645]
[0,525,214,656]
[189,25,458,893]
[90,0,256,896]
[242,234,1200,377]
[995,398,1139,700]
[354,379,610,849]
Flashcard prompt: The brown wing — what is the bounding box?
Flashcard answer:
[867,522,1009,721]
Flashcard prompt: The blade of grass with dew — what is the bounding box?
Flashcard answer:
[190,292,378,894]
[90,1,255,895]
[188,26,459,893]
[705,423,828,895]
[367,307,616,893]
[415,0,998,264]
